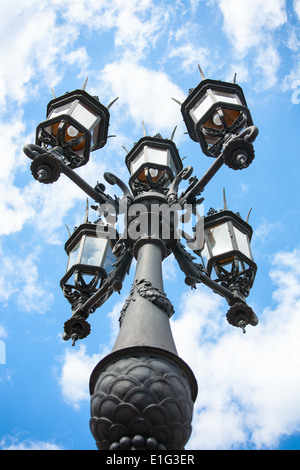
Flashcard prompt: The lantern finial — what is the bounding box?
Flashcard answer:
[142,120,147,137]
[82,77,88,90]
[246,207,252,223]
[84,198,89,223]
[107,97,119,109]
[198,64,205,80]
[170,125,177,141]
[171,97,182,106]
[223,188,228,210]
[66,224,71,237]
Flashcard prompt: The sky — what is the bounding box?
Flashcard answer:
[0,0,300,451]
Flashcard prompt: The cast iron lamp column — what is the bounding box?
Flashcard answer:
[90,240,197,450]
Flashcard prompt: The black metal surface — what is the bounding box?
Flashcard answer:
[90,346,197,450]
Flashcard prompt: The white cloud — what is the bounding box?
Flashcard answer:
[0,245,53,313]
[57,344,102,410]
[0,325,7,338]
[216,0,287,55]
[294,0,300,19]
[100,61,187,138]
[0,434,63,450]
[52,0,168,63]
[171,248,300,449]
[254,42,282,89]
[168,43,211,74]
[0,2,76,108]
[214,0,287,87]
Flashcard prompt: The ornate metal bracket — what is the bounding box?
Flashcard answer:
[62,246,133,345]
[172,241,237,303]
[166,166,193,205]
[119,278,175,326]
[103,172,134,212]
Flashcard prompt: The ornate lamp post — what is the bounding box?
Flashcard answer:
[24,71,259,450]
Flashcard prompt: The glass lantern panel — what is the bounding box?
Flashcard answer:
[44,120,85,151]
[71,102,99,131]
[169,155,177,174]
[131,150,145,175]
[103,243,115,273]
[189,91,212,123]
[67,241,80,271]
[190,90,242,125]
[48,102,73,119]
[146,147,169,166]
[233,227,252,259]
[212,90,241,106]
[206,222,233,257]
[80,236,109,267]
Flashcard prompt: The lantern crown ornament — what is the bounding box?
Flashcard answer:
[35,80,110,169]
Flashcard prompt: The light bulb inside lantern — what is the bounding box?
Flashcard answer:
[212,112,222,126]
[149,168,159,177]
[67,126,79,137]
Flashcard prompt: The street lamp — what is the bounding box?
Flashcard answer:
[125,135,183,195]
[202,200,258,333]
[62,221,115,287]
[203,208,256,286]
[24,72,259,450]
[181,78,253,157]
[60,215,116,346]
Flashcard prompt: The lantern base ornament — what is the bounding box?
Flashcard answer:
[226,302,258,333]
[30,153,61,184]
[90,346,197,451]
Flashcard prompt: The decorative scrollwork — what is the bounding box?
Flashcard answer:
[69,246,133,319]
[166,166,193,205]
[104,172,133,211]
[172,241,206,288]
[226,302,258,333]
[119,279,175,325]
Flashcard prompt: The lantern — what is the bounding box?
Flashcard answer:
[36,89,110,168]
[203,209,257,294]
[125,136,183,194]
[181,79,253,158]
[60,222,115,294]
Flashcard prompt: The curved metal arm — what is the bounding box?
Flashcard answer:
[104,172,133,199]
[177,126,259,205]
[79,248,133,315]
[23,143,117,207]
[60,161,113,204]
[104,172,133,213]
[166,166,193,205]
[23,143,46,159]
[178,153,225,205]
[173,241,235,303]
[238,125,259,143]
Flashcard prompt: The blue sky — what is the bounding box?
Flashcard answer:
[1,0,300,450]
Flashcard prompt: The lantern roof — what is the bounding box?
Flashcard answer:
[204,209,253,240]
[125,135,183,175]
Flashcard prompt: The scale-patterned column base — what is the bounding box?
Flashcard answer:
[90,347,198,450]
